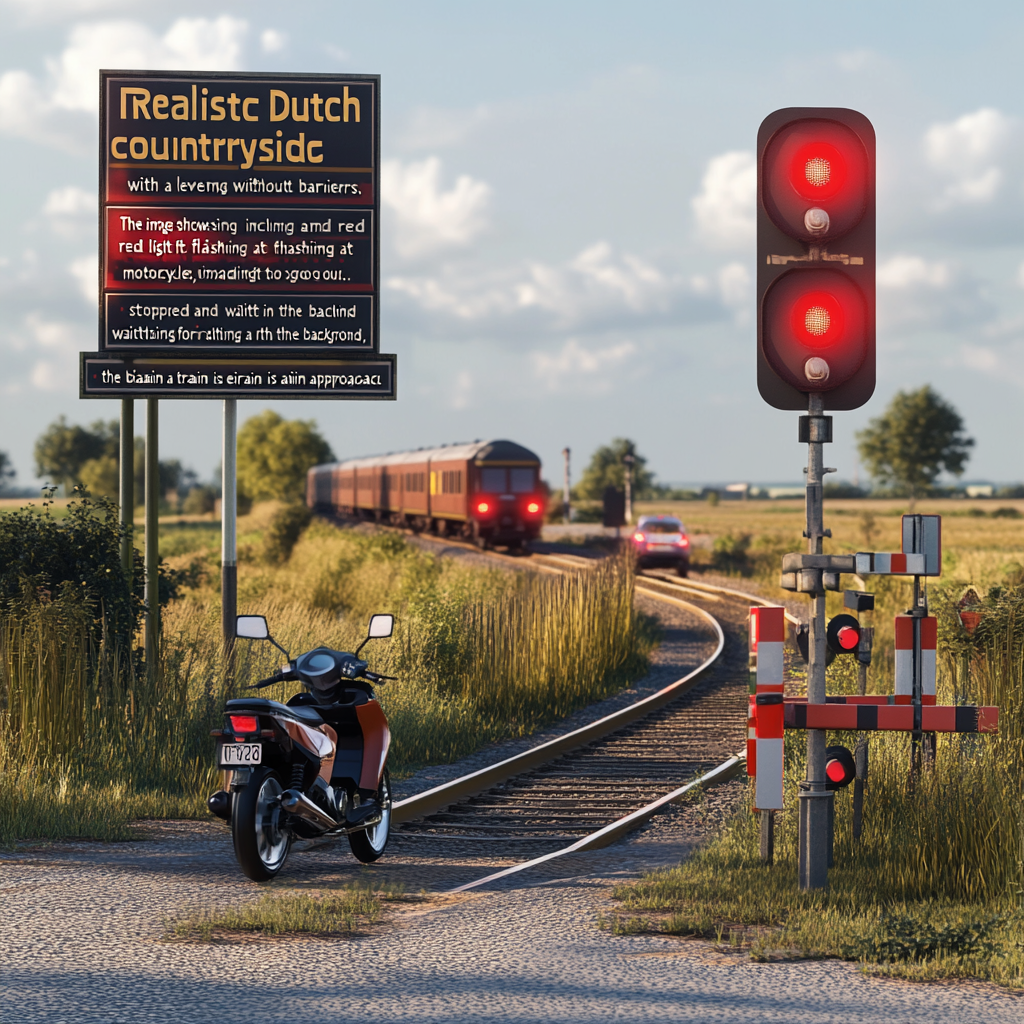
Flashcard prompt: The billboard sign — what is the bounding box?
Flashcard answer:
[94,70,390,376]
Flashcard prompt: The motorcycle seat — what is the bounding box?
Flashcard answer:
[226,696,325,726]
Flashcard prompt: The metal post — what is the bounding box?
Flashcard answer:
[797,393,833,891]
[222,399,237,654]
[562,447,571,523]
[144,398,159,684]
[119,398,134,578]
[760,810,775,865]
[853,648,869,840]
[623,453,635,525]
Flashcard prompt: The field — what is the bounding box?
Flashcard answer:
[609,497,1024,988]
[0,501,655,844]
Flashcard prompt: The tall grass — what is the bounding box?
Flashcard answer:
[611,523,1024,984]
[0,517,653,843]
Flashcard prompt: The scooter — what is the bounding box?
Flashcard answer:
[207,612,397,881]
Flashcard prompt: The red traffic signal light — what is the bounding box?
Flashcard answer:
[826,613,862,656]
[757,108,875,410]
[824,745,856,790]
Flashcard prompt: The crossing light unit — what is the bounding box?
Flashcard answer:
[826,613,862,657]
[757,108,876,410]
[824,745,856,790]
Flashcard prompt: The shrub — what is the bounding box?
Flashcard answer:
[711,532,751,575]
[262,503,313,564]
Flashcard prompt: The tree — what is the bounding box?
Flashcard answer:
[34,417,112,493]
[236,411,334,503]
[576,438,656,500]
[0,451,15,492]
[856,386,974,507]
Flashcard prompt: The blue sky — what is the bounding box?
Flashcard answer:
[3,0,1024,490]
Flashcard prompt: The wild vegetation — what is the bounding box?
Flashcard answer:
[0,498,653,844]
[609,497,1024,987]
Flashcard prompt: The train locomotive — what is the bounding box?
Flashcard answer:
[306,439,546,549]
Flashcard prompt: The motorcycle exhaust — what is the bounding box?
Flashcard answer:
[280,788,338,832]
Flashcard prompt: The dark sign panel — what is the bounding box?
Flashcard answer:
[81,353,395,399]
[99,71,384,364]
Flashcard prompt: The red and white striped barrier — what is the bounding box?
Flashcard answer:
[783,697,997,733]
[748,606,785,810]
[895,615,936,703]
[854,552,926,576]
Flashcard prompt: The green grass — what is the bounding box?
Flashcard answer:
[165,882,409,941]
[0,511,655,843]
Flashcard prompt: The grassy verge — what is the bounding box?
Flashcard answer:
[605,500,1024,989]
[1,507,656,843]
[165,882,411,941]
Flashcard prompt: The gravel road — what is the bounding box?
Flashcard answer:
[2,589,1020,1022]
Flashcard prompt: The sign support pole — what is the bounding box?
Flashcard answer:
[119,398,133,577]
[144,398,159,685]
[562,447,571,523]
[797,393,833,890]
[222,399,237,656]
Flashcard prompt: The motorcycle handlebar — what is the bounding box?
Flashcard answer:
[362,670,397,684]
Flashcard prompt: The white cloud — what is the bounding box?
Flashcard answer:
[0,17,248,150]
[451,370,473,409]
[924,108,1011,207]
[13,313,86,392]
[877,254,992,330]
[381,157,491,258]
[69,254,98,305]
[43,185,95,217]
[530,337,637,394]
[717,261,751,307]
[692,151,756,250]
[44,185,96,237]
[260,29,287,54]
[387,240,727,334]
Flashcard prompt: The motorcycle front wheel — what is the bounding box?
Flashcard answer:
[232,766,291,881]
[348,768,391,863]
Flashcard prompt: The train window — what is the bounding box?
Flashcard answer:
[481,468,506,492]
[510,468,535,492]
[441,470,463,494]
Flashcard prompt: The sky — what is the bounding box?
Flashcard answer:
[3,0,1024,491]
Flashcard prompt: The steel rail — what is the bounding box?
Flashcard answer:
[447,752,746,893]
[392,588,726,824]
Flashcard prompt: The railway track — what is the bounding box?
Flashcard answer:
[390,549,787,877]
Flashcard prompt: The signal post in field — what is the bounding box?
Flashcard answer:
[753,109,999,890]
[82,70,396,669]
[756,108,875,890]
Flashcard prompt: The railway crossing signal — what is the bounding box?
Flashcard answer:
[826,614,861,657]
[757,108,875,411]
[824,746,856,790]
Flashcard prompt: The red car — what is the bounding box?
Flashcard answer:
[632,514,690,576]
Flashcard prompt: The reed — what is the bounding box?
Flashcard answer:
[0,520,653,842]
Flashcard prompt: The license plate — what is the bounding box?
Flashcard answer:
[649,544,675,552]
[220,743,262,766]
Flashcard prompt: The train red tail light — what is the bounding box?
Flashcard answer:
[526,501,541,514]
[757,108,875,411]
[229,715,258,734]
[476,501,490,514]
[824,745,856,790]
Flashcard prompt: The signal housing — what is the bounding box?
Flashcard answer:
[757,107,875,410]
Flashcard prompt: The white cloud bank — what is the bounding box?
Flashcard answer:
[0,17,247,150]
[692,150,756,250]
[381,157,491,258]
[924,107,1012,207]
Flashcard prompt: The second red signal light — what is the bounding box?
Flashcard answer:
[757,108,875,411]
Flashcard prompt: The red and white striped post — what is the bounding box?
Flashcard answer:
[749,606,785,863]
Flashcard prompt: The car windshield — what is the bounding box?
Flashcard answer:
[643,520,683,534]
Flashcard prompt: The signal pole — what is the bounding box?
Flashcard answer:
[798,395,833,890]
[562,447,571,523]
[623,453,635,525]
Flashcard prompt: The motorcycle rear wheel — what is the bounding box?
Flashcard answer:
[232,766,291,881]
[348,768,392,863]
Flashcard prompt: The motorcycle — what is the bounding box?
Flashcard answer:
[207,612,397,881]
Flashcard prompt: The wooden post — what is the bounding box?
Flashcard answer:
[145,398,159,685]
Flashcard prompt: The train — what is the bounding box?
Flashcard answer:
[306,439,546,549]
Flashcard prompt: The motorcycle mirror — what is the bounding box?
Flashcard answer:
[235,614,290,661]
[368,613,394,639]
[236,615,269,639]
[355,613,394,657]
